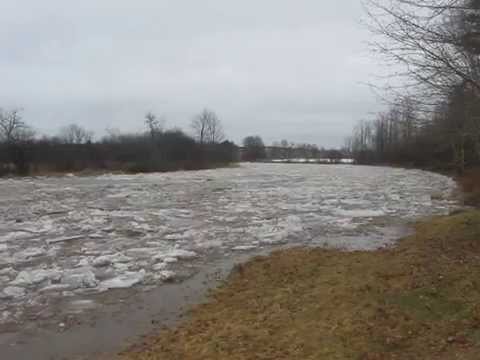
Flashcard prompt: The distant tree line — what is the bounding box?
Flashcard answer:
[242,136,267,161]
[269,140,347,161]
[241,136,348,162]
[348,0,480,173]
[0,108,237,176]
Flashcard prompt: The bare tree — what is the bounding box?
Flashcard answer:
[363,0,480,171]
[145,112,164,140]
[207,114,225,144]
[191,109,225,144]
[242,136,266,161]
[0,108,33,143]
[365,0,480,97]
[191,112,207,145]
[59,124,94,144]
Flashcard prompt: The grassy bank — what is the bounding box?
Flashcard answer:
[120,209,480,360]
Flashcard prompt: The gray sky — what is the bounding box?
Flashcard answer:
[0,0,382,148]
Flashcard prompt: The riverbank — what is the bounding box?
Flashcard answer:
[120,209,480,360]
[117,169,480,360]
[457,167,480,207]
[0,164,462,359]
[0,162,238,178]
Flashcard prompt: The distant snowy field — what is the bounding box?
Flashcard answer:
[0,163,457,327]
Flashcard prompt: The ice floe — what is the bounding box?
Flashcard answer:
[14,247,47,261]
[232,245,257,251]
[46,235,86,244]
[0,311,11,323]
[61,268,98,289]
[1,286,26,299]
[153,249,198,262]
[11,269,61,286]
[156,270,176,281]
[92,253,131,267]
[334,209,386,218]
[100,270,146,289]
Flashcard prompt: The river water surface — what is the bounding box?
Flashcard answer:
[0,163,458,358]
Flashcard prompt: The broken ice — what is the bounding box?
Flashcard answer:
[0,163,457,327]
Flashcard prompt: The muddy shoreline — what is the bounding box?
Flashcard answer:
[1,251,268,360]
[1,230,415,360]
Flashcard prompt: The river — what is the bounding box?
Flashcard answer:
[0,163,458,359]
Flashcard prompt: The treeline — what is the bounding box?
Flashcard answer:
[0,108,237,176]
[269,139,347,161]
[241,136,349,162]
[348,0,480,173]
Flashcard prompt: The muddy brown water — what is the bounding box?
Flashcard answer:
[0,253,258,360]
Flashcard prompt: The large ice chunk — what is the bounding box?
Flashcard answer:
[157,270,176,281]
[14,247,47,261]
[92,253,131,268]
[61,267,98,289]
[100,270,146,290]
[153,249,197,262]
[334,209,385,218]
[47,235,86,245]
[1,286,26,299]
[11,269,61,286]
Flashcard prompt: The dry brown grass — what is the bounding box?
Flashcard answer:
[119,210,480,360]
[457,167,480,207]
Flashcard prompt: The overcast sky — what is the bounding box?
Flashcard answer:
[0,1,382,147]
